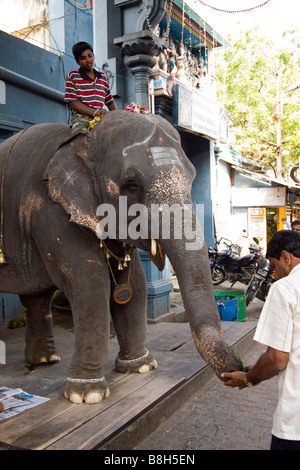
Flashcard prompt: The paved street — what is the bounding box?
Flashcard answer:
[135,281,277,451]
[135,341,277,450]
[136,343,277,450]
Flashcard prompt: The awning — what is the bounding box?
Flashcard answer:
[159,0,231,52]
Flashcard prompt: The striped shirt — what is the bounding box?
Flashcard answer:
[254,263,300,440]
[64,67,114,112]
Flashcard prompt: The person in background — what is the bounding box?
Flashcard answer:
[291,219,300,233]
[238,229,250,256]
[64,41,116,132]
[221,230,300,450]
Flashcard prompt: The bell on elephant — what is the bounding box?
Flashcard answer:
[118,261,123,270]
[0,247,6,264]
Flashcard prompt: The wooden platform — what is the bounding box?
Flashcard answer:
[0,310,257,450]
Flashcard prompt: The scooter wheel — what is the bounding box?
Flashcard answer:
[211,267,226,285]
[245,283,258,306]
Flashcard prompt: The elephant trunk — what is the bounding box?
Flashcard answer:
[160,237,241,378]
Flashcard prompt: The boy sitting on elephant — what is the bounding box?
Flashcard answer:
[64,41,117,132]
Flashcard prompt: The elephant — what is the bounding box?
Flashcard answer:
[0,110,240,404]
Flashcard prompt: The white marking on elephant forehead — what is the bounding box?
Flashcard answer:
[147,115,181,144]
[122,125,156,157]
[150,147,182,167]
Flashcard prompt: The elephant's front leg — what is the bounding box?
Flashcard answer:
[110,251,157,374]
[64,270,111,404]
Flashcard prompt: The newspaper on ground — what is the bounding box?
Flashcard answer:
[0,386,49,421]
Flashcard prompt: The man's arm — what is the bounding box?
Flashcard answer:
[221,346,289,389]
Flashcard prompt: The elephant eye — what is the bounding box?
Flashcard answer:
[123,181,141,193]
[128,184,140,191]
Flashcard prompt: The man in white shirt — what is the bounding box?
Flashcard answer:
[221,230,300,450]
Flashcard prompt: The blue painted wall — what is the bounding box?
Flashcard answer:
[181,133,214,248]
[0,294,24,326]
[63,0,93,60]
[0,30,73,142]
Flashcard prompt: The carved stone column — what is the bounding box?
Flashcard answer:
[114,0,173,319]
[122,39,159,106]
[114,0,167,107]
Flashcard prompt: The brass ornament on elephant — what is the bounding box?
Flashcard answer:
[100,240,133,304]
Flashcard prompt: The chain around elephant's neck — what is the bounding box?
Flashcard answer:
[99,240,133,304]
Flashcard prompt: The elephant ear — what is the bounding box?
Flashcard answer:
[44,134,99,233]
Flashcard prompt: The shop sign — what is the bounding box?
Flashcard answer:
[232,187,286,207]
[172,85,225,141]
[248,208,267,254]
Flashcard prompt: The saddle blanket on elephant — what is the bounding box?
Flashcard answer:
[71,113,93,133]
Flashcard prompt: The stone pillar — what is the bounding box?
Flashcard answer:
[122,40,159,107]
[113,0,172,320]
[121,38,172,319]
[139,251,173,320]
[114,0,167,108]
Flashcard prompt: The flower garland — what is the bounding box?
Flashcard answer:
[87,103,150,132]
[194,0,272,14]
[142,0,173,42]
[123,102,150,114]
[88,115,101,131]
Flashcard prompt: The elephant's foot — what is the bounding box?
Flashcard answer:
[115,349,158,374]
[25,341,60,365]
[64,377,110,404]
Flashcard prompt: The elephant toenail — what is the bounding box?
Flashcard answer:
[69,393,83,404]
[49,354,61,362]
[85,392,103,404]
[139,365,150,373]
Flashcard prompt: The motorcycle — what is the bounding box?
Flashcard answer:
[208,237,232,285]
[244,257,275,306]
[210,238,262,289]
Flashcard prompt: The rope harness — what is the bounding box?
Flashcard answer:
[0,126,33,263]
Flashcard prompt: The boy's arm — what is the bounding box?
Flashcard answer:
[108,102,117,111]
[70,101,95,117]
[70,101,116,116]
